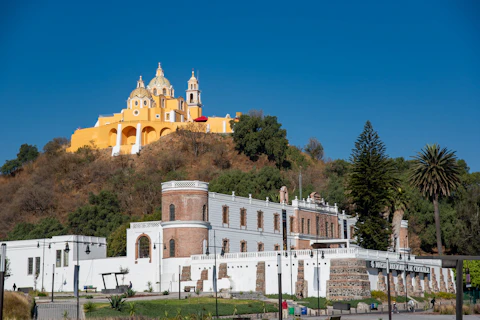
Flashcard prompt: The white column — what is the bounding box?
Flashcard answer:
[131,123,142,154]
[222,121,226,133]
[112,123,122,156]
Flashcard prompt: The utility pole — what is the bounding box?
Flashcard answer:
[386,258,392,320]
[277,253,282,320]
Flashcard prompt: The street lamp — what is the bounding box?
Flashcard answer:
[153,242,166,292]
[64,237,91,320]
[310,249,324,314]
[206,230,225,319]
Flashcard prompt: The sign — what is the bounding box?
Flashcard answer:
[282,209,287,251]
[367,260,430,273]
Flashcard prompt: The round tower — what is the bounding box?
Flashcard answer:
[161,181,209,258]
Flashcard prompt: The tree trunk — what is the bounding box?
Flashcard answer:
[433,194,443,255]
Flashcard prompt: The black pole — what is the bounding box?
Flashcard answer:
[0,243,6,320]
[76,240,79,320]
[456,259,463,320]
[278,253,282,320]
[386,258,392,320]
[178,265,181,300]
[317,250,320,314]
[41,239,45,291]
[214,231,218,319]
[51,264,55,302]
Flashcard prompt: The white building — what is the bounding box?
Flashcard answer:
[3,181,455,299]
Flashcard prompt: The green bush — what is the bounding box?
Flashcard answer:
[125,288,136,297]
[163,290,170,295]
[371,290,387,301]
[83,301,96,313]
[37,292,48,297]
[108,295,125,311]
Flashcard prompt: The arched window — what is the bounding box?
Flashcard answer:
[163,88,166,95]
[153,88,157,95]
[169,239,175,257]
[190,93,193,103]
[138,236,150,258]
[169,204,175,221]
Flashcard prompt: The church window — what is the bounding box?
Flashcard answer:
[169,239,175,257]
[202,204,207,221]
[190,84,193,90]
[240,241,247,252]
[169,204,175,221]
[190,93,194,103]
[135,101,138,106]
[180,101,184,110]
[240,208,246,227]
[133,110,139,116]
[163,88,167,95]
[155,114,160,119]
[166,114,170,121]
[162,99,165,108]
[222,206,229,225]
[143,100,147,105]
[153,89,157,95]
[138,236,150,258]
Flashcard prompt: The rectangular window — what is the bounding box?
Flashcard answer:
[56,250,62,268]
[240,241,247,252]
[325,222,329,238]
[64,250,69,267]
[240,208,246,227]
[331,224,334,238]
[274,214,280,231]
[274,244,280,251]
[307,219,311,234]
[350,225,355,239]
[35,257,41,275]
[257,211,263,229]
[165,113,170,121]
[301,218,305,234]
[258,243,264,252]
[222,206,229,225]
[290,217,294,233]
[316,216,319,236]
[28,257,33,275]
[222,239,229,253]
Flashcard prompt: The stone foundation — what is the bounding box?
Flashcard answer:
[218,263,228,279]
[327,258,371,300]
[295,260,308,298]
[181,266,191,281]
[256,261,266,294]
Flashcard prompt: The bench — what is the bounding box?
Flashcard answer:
[18,287,33,294]
[84,285,97,293]
[184,286,195,292]
[328,317,341,320]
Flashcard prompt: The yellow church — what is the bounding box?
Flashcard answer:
[68,63,240,155]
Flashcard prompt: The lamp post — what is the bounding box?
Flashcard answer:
[277,253,282,320]
[310,249,324,314]
[64,237,91,320]
[206,230,225,319]
[153,242,166,293]
[0,243,6,320]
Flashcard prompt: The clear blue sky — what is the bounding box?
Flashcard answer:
[1,0,479,171]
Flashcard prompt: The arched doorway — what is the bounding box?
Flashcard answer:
[109,128,117,147]
[142,126,157,145]
[122,126,136,145]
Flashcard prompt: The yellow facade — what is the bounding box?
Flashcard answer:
[67,64,240,155]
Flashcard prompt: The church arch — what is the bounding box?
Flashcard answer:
[135,233,152,262]
[142,126,157,145]
[108,128,117,147]
[189,93,194,103]
[121,126,137,145]
[160,128,171,137]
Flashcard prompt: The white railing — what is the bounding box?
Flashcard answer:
[162,181,209,192]
[209,193,287,209]
[130,221,162,229]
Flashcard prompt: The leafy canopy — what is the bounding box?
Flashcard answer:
[1,144,39,175]
[230,112,289,168]
[7,217,66,240]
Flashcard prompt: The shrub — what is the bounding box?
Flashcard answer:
[4,292,30,319]
[108,295,125,311]
[163,290,170,295]
[83,301,96,313]
[85,295,93,299]
[37,292,48,297]
[439,305,455,315]
[147,281,153,292]
[474,304,480,314]
[126,288,136,297]
[371,290,387,301]
[128,302,136,316]
[463,305,472,315]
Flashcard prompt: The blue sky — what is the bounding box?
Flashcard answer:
[1,0,479,171]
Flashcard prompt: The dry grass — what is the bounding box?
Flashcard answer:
[4,291,31,319]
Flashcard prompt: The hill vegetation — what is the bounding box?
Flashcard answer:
[0,115,478,263]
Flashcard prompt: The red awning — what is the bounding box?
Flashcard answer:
[194,116,208,122]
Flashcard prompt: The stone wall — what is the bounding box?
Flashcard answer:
[327,258,371,300]
[295,260,308,298]
[256,261,266,294]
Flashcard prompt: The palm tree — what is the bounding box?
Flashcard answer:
[409,144,460,255]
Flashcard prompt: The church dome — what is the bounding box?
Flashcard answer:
[129,87,152,99]
[147,63,173,94]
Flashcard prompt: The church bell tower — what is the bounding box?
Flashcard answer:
[186,70,202,120]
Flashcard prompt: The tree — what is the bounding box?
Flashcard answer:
[176,122,209,158]
[304,137,324,161]
[1,159,20,176]
[67,190,129,237]
[43,137,69,156]
[16,144,39,164]
[347,121,397,250]
[230,113,289,168]
[409,144,460,255]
